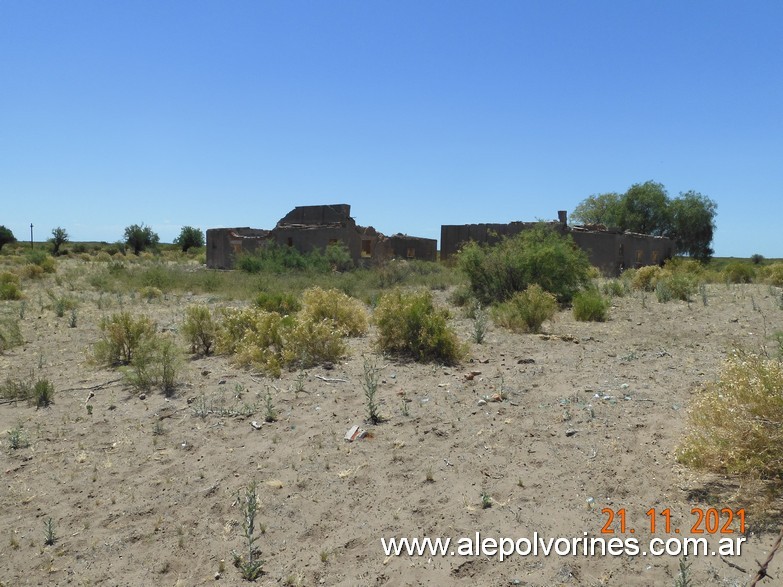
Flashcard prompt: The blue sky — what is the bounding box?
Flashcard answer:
[2,0,781,257]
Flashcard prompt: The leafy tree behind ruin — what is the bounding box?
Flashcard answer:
[571,181,717,261]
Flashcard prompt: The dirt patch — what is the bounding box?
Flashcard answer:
[1,263,781,585]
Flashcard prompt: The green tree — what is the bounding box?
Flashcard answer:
[617,181,671,236]
[669,191,717,262]
[0,225,16,251]
[50,227,69,255]
[173,226,204,252]
[124,223,160,255]
[571,192,623,226]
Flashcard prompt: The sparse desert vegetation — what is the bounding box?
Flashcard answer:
[1,241,782,585]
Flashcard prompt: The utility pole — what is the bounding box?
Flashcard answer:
[30,223,34,249]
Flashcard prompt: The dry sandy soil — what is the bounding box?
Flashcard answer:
[1,260,782,586]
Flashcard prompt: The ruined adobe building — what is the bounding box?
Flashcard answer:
[207,204,437,269]
[440,211,674,276]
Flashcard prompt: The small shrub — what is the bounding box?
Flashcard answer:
[601,279,625,298]
[47,291,77,317]
[0,316,23,353]
[0,376,33,401]
[492,284,557,333]
[324,242,353,271]
[140,265,173,291]
[299,287,368,337]
[255,292,301,314]
[280,317,347,369]
[93,312,157,366]
[182,305,217,356]
[139,286,163,302]
[7,422,29,450]
[216,308,284,376]
[232,482,265,581]
[750,253,765,265]
[572,288,610,321]
[655,280,673,303]
[665,273,698,301]
[32,379,55,408]
[123,335,181,395]
[723,262,755,284]
[677,351,783,481]
[631,265,664,291]
[471,304,489,343]
[43,517,57,546]
[0,272,22,300]
[26,249,56,273]
[20,263,45,279]
[363,357,382,424]
[760,263,783,287]
[374,290,464,364]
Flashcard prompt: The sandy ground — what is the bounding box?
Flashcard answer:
[1,261,782,586]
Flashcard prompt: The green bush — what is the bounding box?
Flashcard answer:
[255,291,301,314]
[280,317,347,369]
[0,316,23,353]
[572,288,610,321]
[123,335,181,395]
[32,379,55,408]
[665,273,698,301]
[0,376,32,401]
[655,280,673,303]
[237,244,330,274]
[93,312,157,366]
[723,262,755,284]
[299,287,368,337]
[324,242,353,271]
[0,272,23,300]
[678,351,783,481]
[601,279,626,298]
[25,249,56,273]
[139,286,163,302]
[182,305,218,356]
[760,263,783,287]
[492,284,558,333]
[215,304,353,375]
[457,224,590,304]
[216,307,284,376]
[374,290,464,364]
[631,265,664,291]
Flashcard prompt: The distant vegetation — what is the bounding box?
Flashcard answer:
[571,180,718,261]
[174,226,204,252]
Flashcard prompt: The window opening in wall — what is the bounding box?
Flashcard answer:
[361,239,372,257]
[328,239,338,246]
[619,244,624,257]
[635,250,644,266]
[406,247,415,258]
[287,237,293,247]
[651,250,659,264]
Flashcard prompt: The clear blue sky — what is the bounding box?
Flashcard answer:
[2,1,781,257]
